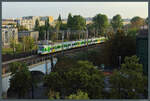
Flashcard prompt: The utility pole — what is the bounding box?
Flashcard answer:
[119,56,121,69]
[44,31,46,44]
[45,59,48,75]
[61,31,64,56]
[50,54,54,71]
[86,29,89,54]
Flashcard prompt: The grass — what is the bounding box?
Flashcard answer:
[2,46,37,55]
[2,48,14,54]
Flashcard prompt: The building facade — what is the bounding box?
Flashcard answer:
[2,19,17,26]
[136,29,148,75]
[2,25,18,47]
[18,31,39,42]
[19,16,54,31]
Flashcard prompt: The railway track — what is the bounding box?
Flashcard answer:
[2,43,103,66]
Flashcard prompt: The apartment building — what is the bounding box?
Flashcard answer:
[18,31,39,42]
[2,25,18,47]
[2,19,17,26]
[19,16,54,31]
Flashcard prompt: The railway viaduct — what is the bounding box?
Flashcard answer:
[2,43,103,94]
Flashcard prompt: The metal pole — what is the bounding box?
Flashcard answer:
[62,31,64,55]
[119,56,121,69]
[51,54,54,71]
[87,30,88,54]
[45,60,48,75]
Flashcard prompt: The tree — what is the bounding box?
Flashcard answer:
[126,28,138,38]
[71,15,86,30]
[130,16,144,29]
[55,14,63,40]
[48,89,60,99]
[45,18,50,40]
[111,14,123,32]
[102,30,136,68]
[34,19,40,31]
[22,36,35,52]
[18,25,28,31]
[93,13,109,36]
[67,13,73,29]
[109,56,148,99]
[60,23,67,30]
[86,23,96,38]
[66,90,89,99]
[44,59,105,99]
[9,62,32,98]
[10,37,17,53]
[58,14,62,24]
[38,25,45,40]
[145,17,148,25]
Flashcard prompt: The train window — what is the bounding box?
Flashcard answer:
[73,43,76,46]
[39,46,44,51]
[44,48,47,51]
[54,46,57,49]
[48,47,51,52]
[64,44,68,47]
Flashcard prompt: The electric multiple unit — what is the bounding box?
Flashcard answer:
[38,37,106,55]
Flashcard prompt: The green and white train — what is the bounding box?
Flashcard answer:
[38,37,106,55]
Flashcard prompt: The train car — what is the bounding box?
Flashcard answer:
[38,37,106,55]
[51,43,62,53]
[63,41,72,50]
[38,45,52,55]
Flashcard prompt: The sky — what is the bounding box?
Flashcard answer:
[2,2,148,19]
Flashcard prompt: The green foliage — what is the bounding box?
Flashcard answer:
[131,16,144,29]
[86,23,96,38]
[22,36,36,52]
[9,62,32,98]
[48,89,60,99]
[111,14,123,32]
[45,18,50,31]
[109,56,148,99]
[34,19,40,31]
[16,42,23,52]
[127,28,138,38]
[93,13,109,36]
[44,59,104,99]
[66,90,89,99]
[72,15,86,30]
[67,14,86,30]
[58,14,62,24]
[145,17,148,25]
[9,37,17,53]
[73,49,104,67]
[51,32,57,41]
[102,30,136,68]
[38,25,45,40]
[2,48,13,54]
[60,23,67,30]
[67,13,73,29]
[121,55,143,73]
[18,25,28,31]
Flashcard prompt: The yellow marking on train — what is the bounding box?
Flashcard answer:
[52,49,55,53]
